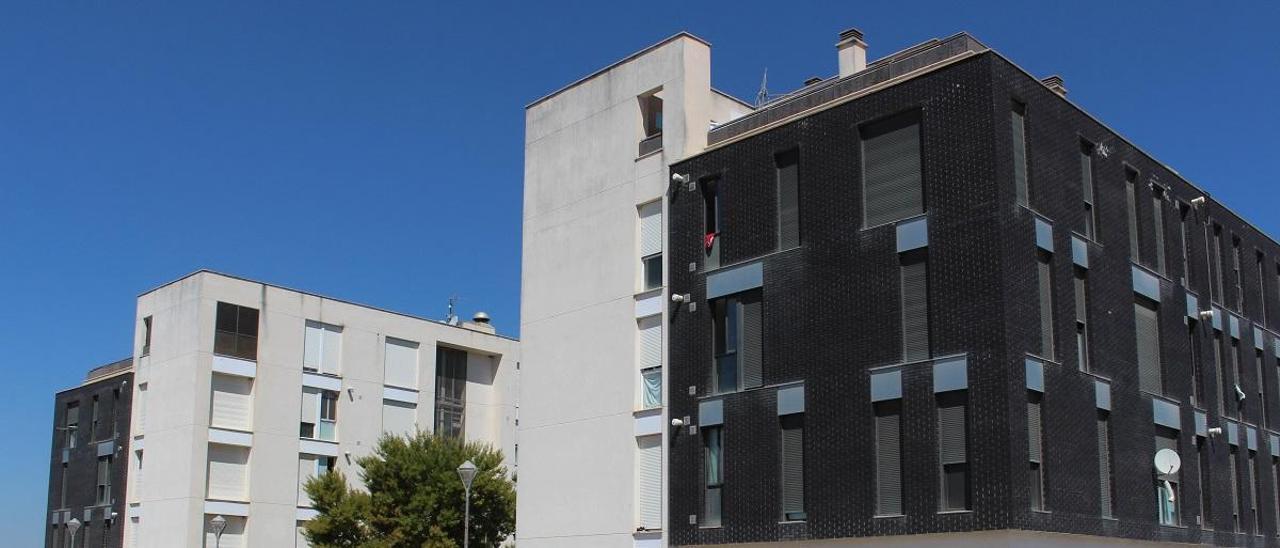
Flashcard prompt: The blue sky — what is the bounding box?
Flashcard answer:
[1,1,1277,542]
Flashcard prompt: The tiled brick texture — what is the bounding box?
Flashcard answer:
[666,50,1280,547]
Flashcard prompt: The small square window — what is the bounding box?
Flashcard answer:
[643,254,663,290]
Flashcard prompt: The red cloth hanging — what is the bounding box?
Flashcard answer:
[704,232,717,250]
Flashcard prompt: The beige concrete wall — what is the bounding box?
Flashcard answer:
[682,529,1200,547]
[519,33,747,548]
[123,271,518,548]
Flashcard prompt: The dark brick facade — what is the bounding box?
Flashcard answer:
[46,360,133,548]
[667,48,1280,546]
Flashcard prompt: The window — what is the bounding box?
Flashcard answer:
[209,374,253,431]
[1037,251,1055,361]
[1156,429,1179,526]
[96,455,112,506]
[91,395,100,441]
[214,302,258,361]
[1125,169,1140,261]
[776,149,800,250]
[1258,253,1268,324]
[1257,351,1268,429]
[1273,456,1280,536]
[636,435,662,530]
[111,388,120,439]
[1200,436,1213,529]
[639,201,663,291]
[382,400,416,437]
[875,399,903,515]
[299,388,337,441]
[861,111,923,228]
[59,464,67,508]
[298,455,337,507]
[64,402,79,449]
[1190,323,1204,406]
[1233,237,1244,312]
[383,337,419,389]
[1075,269,1090,371]
[780,413,805,521]
[1152,188,1167,274]
[141,316,152,357]
[1135,297,1162,394]
[639,92,662,138]
[206,443,250,501]
[1028,392,1045,511]
[703,425,724,527]
[1249,448,1260,534]
[638,315,662,409]
[303,321,342,375]
[1232,340,1243,416]
[435,346,467,438]
[1231,446,1241,531]
[711,290,762,394]
[702,178,721,269]
[1179,203,1193,285]
[1213,224,1226,303]
[1012,102,1029,207]
[938,391,970,511]
[1081,141,1098,239]
[901,251,930,362]
[1215,334,1227,416]
[1098,411,1114,518]
[320,390,338,440]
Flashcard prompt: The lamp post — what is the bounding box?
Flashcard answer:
[456,460,477,548]
[67,518,81,547]
[210,515,228,548]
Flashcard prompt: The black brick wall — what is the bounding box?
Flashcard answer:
[666,50,1280,547]
[45,370,133,548]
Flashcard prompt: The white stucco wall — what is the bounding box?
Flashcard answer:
[122,271,518,548]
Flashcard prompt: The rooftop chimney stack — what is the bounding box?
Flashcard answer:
[1040,75,1067,97]
[837,28,867,78]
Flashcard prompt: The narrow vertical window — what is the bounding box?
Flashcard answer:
[639,201,663,291]
[1152,188,1167,274]
[1012,102,1029,207]
[1179,203,1193,285]
[703,425,724,527]
[319,389,338,441]
[1190,323,1204,407]
[1273,455,1280,536]
[303,320,343,375]
[1249,448,1260,534]
[1028,391,1045,510]
[96,455,112,506]
[901,251,930,362]
[1258,252,1268,324]
[1126,169,1140,262]
[1037,251,1055,360]
[702,178,721,269]
[1200,436,1213,529]
[780,413,805,521]
[636,435,663,530]
[861,111,923,228]
[637,90,663,156]
[1233,237,1244,312]
[91,395,100,441]
[1257,350,1268,429]
[938,390,970,511]
[141,316,152,357]
[1075,268,1090,371]
[111,388,119,439]
[214,302,259,361]
[638,315,662,409]
[1080,141,1098,239]
[776,149,800,250]
[434,346,467,438]
[1136,297,1163,394]
[1232,339,1243,416]
[711,291,762,394]
[875,399,902,515]
[65,402,79,449]
[1098,411,1114,518]
[1231,446,1242,531]
[1216,334,1228,416]
[1214,224,1226,303]
[1156,429,1180,525]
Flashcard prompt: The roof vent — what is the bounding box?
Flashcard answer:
[803,76,823,86]
[473,311,491,324]
[836,28,867,78]
[462,311,496,334]
[1040,75,1067,97]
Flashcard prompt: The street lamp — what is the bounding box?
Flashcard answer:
[67,518,81,547]
[456,460,477,548]
[210,515,228,548]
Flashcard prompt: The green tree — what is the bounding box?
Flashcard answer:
[303,433,516,548]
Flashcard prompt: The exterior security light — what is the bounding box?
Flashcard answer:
[671,418,685,427]
[1191,196,1206,206]
[671,173,689,184]
[671,294,686,303]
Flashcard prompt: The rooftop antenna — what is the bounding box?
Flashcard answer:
[446,295,460,326]
[756,68,769,107]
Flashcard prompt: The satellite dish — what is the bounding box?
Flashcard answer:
[1154,448,1181,476]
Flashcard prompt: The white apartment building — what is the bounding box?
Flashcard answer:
[518,33,751,548]
[122,270,518,548]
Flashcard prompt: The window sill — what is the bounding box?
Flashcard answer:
[300,437,338,444]
[1031,509,1051,515]
[873,513,905,519]
[778,519,807,524]
[635,148,663,161]
[936,510,973,515]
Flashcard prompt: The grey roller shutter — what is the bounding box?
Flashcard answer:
[777,152,800,250]
[1098,415,1113,517]
[1028,400,1043,463]
[876,405,902,515]
[741,294,763,389]
[938,403,967,465]
[862,115,922,227]
[780,415,804,519]
[901,258,929,362]
[1136,300,1162,394]
[1012,107,1028,206]
[1038,255,1055,360]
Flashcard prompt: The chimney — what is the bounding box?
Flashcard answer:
[463,311,495,334]
[1040,75,1067,97]
[836,28,867,78]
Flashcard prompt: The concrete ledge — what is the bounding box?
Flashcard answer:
[300,438,340,457]
[204,500,249,517]
[302,372,342,391]
[209,427,253,447]
[383,385,418,405]
[212,355,257,378]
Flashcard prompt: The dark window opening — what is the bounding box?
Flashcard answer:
[776,149,800,250]
[938,390,970,511]
[875,399,902,515]
[1012,102,1029,207]
[1081,141,1098,239]
[214,302,259,361]
[142,316,152,357]
[704,425,724,527]
[780,413,805,521]
[711,290,762,394]
[861,111,923,228]
[434,346,468,438]
[702,178,721,269]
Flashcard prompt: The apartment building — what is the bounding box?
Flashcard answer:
[518,33,751,548]
[119,270,518,547]
[524,28,1280,547]
[46,358,134,548]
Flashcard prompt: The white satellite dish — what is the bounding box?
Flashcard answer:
[1154,448,1181,476]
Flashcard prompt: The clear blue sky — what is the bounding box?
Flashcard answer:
[1,1,1276,542]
